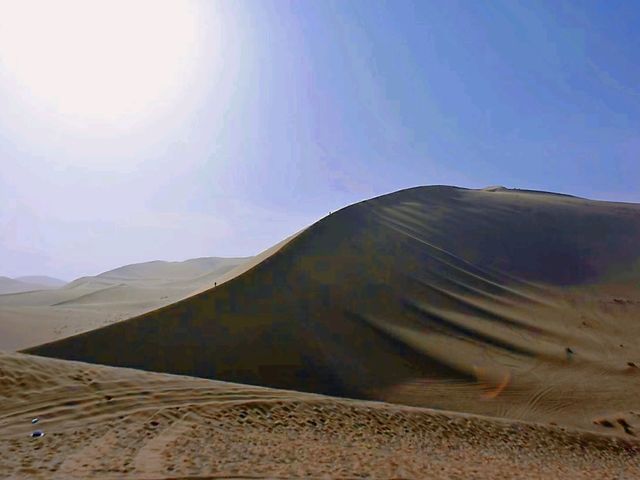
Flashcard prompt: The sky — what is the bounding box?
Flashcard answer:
[1,0,639,280]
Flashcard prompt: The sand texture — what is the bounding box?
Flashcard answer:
[0,257,250,351]
[26,186,640,436]
[1,351,639,479]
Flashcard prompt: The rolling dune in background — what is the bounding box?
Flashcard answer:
[0,257,250,350]
[0,276,66,295]
[26,186,640,434]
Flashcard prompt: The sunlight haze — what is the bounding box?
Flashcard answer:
[1,0,639,279]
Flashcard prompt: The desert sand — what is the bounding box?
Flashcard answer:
[1,351,638,479]
[4,185,640,478]
[0,257,250,350]
[27,186,640,435]
[0,276,65,295]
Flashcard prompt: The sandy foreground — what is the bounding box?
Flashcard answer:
[0,351,638,479]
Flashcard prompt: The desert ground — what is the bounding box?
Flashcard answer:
[1,351,638,479]
[2,186,640,478]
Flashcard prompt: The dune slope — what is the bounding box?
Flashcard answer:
[27,186,640,433]
[15,276,67,288]
[1,351,638,479]
[1,257,250,351]
[0,276,64,295]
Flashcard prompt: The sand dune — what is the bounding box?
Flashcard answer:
[26,186,640,434]
[1,351,638,479]
[0,276,65,295]
[0,257,250,351]
[15,276,66,288]
[65,257,247,289]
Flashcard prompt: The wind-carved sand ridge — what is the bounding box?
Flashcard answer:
[26,186,640,437]
[0,351,638,479]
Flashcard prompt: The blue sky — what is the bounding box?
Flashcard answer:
[1,0,639,279]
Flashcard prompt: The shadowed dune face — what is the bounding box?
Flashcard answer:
[27,186,640,432]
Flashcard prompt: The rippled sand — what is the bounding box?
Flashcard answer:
[1,352,639,479]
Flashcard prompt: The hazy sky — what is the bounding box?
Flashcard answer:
[1,0,639,280]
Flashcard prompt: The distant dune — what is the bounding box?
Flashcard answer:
[0,256,251,350]
[26,186,640,434]
[1,351,637,479]
[15,275,67,288]
[65,257,247,289]
[0,276,66,295]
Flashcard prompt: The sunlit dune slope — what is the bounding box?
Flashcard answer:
[64,256,250,290]
[0,257,250,351]
[27,186,640,433]
[1,351,638,479]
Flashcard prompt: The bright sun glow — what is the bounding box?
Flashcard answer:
[0,0,200,124]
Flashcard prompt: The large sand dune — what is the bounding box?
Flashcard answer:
[0,257,250,350]
[1,351,638,479]
[27,186,640,434]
